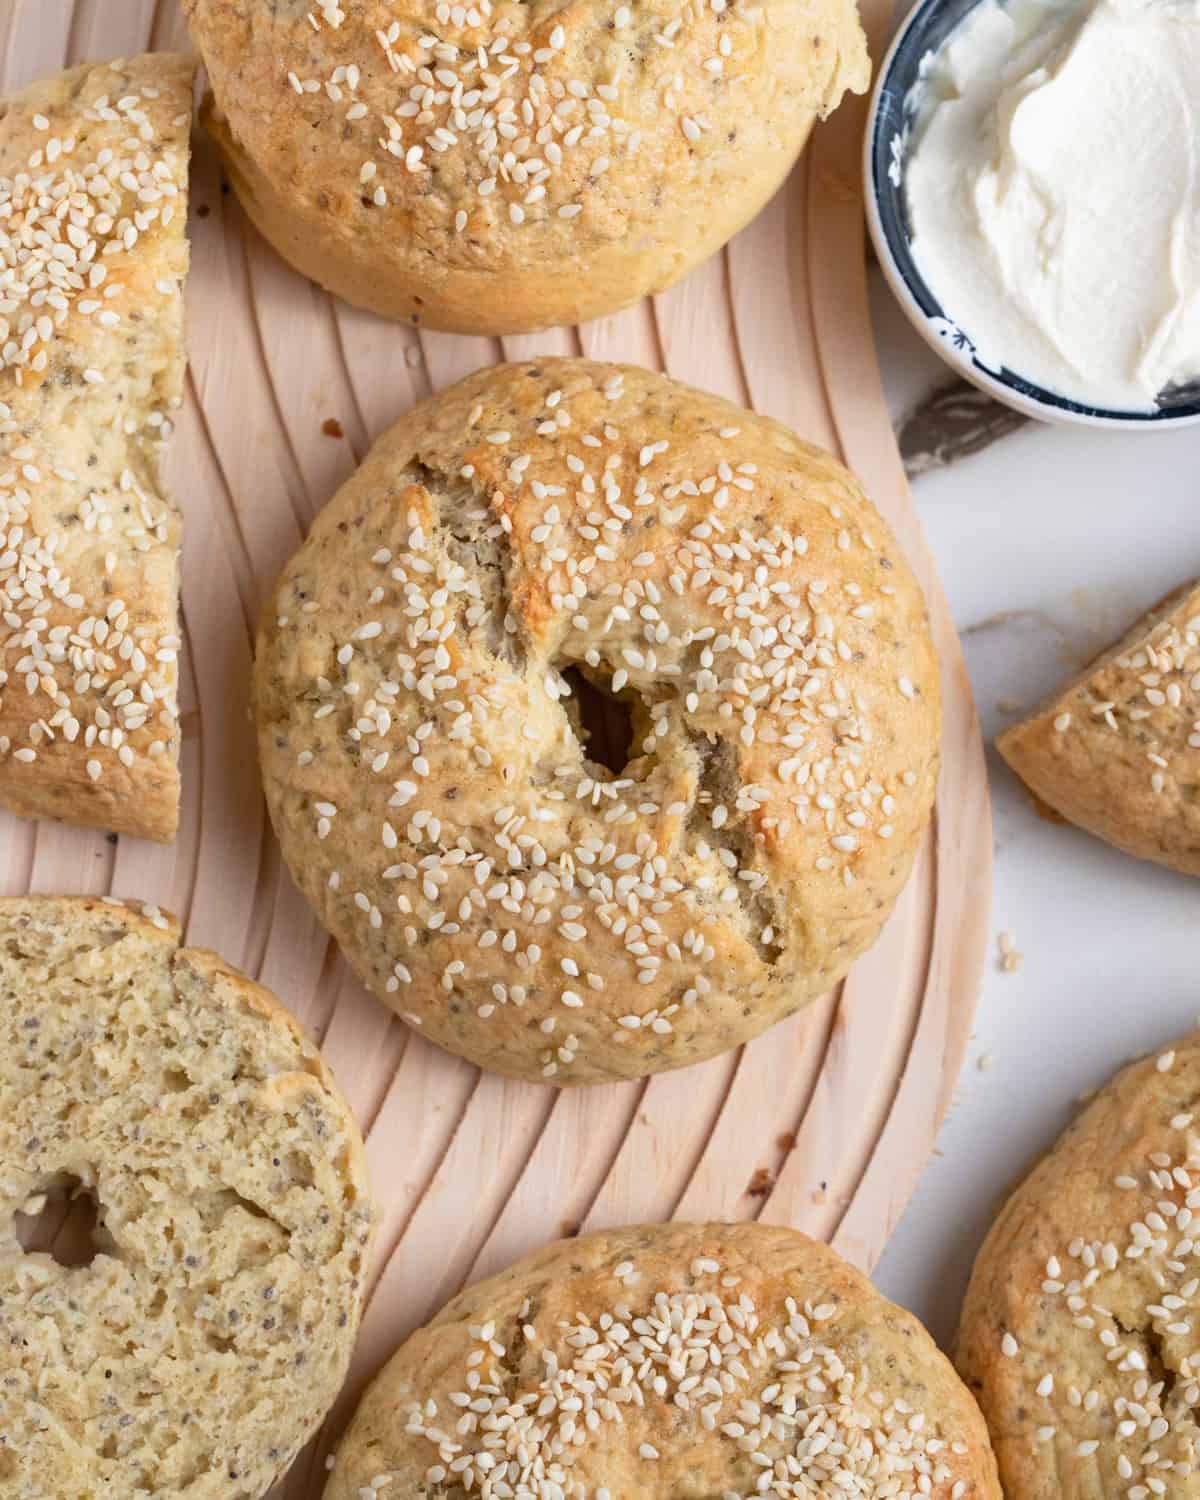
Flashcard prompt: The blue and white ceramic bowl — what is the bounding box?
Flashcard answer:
[863,0,1200,430]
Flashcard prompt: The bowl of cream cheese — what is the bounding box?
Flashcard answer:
[865,0,1200,427]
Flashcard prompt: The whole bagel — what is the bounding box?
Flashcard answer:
[958,1033,1200,1500]
[182,0,869,333]
[324,1222,1000,1500]
[254,359,940,1084]
[0,896,375,1499]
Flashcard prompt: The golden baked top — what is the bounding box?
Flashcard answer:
[0,55,192,840]
[325,1222,1000,1500]
[997,579,1200,875]
[0,894,374,1499]
[959,1033,1200,1500]
[184,0,869,330]
[255,359,940,1082]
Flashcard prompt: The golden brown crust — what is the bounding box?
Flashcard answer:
[326,1221,1000,1500]
[184,0,869,334]
[958,1034,1200,1500]
[253,358,941,1083]
[0,54,193,842]
[0,894,376,1499]
[996,580,1200,876]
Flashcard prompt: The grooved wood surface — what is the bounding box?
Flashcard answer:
[0,3,992,1494]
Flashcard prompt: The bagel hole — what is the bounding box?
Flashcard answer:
[561,666,636,775]
[694,735,785,965]
[16,1173,104,1268]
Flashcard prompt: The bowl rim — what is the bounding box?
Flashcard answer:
[862,0,1200,432]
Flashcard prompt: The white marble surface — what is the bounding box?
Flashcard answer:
[866,270,1200,1347]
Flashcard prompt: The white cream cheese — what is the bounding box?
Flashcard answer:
[904,0,1200,411]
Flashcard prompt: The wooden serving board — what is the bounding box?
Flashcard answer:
[0,2,991,1493]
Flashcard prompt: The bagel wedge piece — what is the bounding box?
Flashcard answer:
[997,579,1200,876]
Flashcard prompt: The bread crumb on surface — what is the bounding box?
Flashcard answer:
[746,1166,774,1198]
[997,931,1023,973]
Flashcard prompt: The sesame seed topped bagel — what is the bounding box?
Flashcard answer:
[182,0,869,333]
[958,1034,1200,1500]
[324,1222,1000,1500]
[253,359,940,1084]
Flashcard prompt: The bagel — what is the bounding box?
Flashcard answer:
[0,896,375,1499]
[324,1221,1001,1500]
[996,578,1200,875]
[958,1032,1200,1500]
[0,54,193,841]
[182,0,869,334]
[253,358,941,1084]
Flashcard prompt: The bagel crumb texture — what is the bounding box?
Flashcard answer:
[0,55,193,841]
[324,1221,1000,1500]
[182,0,869,333]
[0,895,375,1499]
[254,359,941,1083]
[959,1033,1200,1500]
[996,578,1200,875]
